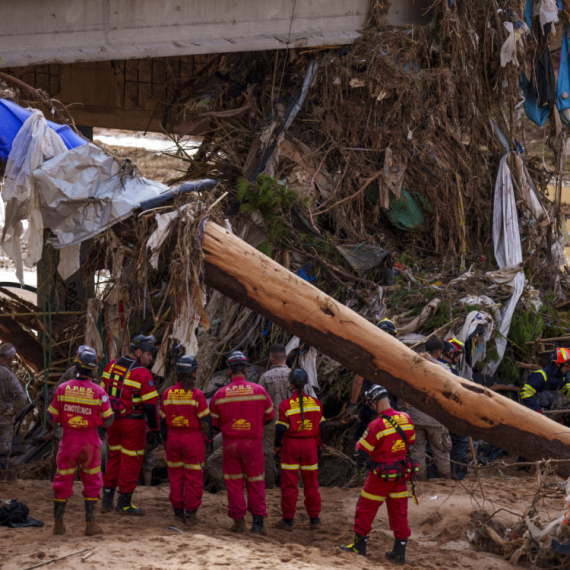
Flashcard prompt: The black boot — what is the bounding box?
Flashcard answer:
[174,508,185,524]
[115,492,145,516]
[310,517,321,530]
[101,488,115,513]
[251,515,266,535]
[185,509,197,527]
[275,518,294,531]
[53,499,66,536]
[85,499,103,536]
[386,539,407,564]
[340,533,368,556]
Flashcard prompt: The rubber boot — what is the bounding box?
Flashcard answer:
[385,539,407,564]
[184,509,197,527]
[115,492,146,516]
[275,518,294,532]
[53,499,66,536]
[251,514,266,535]
[230,518,246,533]
[340,533,368,556]
[101,488,115,513]
[310,517,321,530]
[174,508,185,525]
[85,499,103,536]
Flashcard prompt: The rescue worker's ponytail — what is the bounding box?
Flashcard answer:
[289,367,309,428]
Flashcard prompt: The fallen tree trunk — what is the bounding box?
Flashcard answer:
[202,221,570,476]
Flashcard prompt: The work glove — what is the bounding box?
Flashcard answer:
[348,403,359,418]
[97,426,107,439]
[146,431,161,448]
[273,448,281,465]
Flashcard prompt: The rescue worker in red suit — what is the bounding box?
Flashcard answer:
[341,385,416,564]
[160,355,213,526]
[274,367,326,531]
[48,349,114,536]
[209,351,274,534]
[101,335,161,516]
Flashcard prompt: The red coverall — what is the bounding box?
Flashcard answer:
[160,384,210,511]
[353,408,416,540]
[276,393,324,520]
[102,356,159,494]
[49,379,113,500]
[210,376,274,520]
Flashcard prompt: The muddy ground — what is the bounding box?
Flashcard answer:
[0,465,563,570]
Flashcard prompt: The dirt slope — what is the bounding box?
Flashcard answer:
[1,470,559,570]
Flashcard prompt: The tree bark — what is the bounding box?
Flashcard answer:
[202,221,570,476]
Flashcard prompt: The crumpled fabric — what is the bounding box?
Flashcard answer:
[533,0,559,33]
[484,154,525,375]
[146,210,186,269]
[397,298,441,335]
[1,110,68,284]
[500,21,529,67]
[57,242,81,280]
[456,311,495,379]
[284,336,318,397]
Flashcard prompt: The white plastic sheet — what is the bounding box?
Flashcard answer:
[284,336,319,397]
[33,144,170,249]
[484,154,525,375]
[1,110,69,283]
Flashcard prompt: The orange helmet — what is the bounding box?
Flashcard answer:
[443,338,464,355]
[552,348,570,364]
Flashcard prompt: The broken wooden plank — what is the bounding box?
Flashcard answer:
[202,221,570,477]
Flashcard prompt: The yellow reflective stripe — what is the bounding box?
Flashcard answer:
[124,379,141,389]
[81,465,101,475]
[245,474,264,482]
[521,384,536,399]
[320,417,326,423]
[211,413,219,419]
[141,391,159,402]
[359,438,375,452]
[275,420,290,428]
[85,497,98,501]
[300,464,318,471]
[57,396,102,405]
[102,408,113,418]
[281,463,300,470]
[539,370,547,382]
[224,473,244,479]
[159,410,166,418]
[54,498,67,502]
[119,446,145,457]
[285,406,321,416]
[167,461,184,468]
[215,395,267,405]
[48,405,59,415]
[184,463,203,470]
[197,409,210,418]
[132,397,143,403]
[361,490,386,502]
[57,467,77,476]
[102,372,111,379]
[388,491,409,499]
[265,406,274,415]
[162,399,198,406]
[108,444,121,451]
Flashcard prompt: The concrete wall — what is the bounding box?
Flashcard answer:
[0,0,430,69]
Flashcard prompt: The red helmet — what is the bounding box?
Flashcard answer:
[443,338,464,355]
[552,348,570,364]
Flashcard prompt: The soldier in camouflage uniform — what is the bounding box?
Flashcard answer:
[258,344,290,488]
[0,344,28,470]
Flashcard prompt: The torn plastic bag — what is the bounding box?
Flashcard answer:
[527,46,556,108]
[522,74,550,126]
[552,539,570,555]
[336,243,393,284]
[33,144,171,249]
[1,110,69,284]
[380,188,427,231]
[397,298,440,335]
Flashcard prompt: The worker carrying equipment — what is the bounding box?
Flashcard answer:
[274,368,326,531]
[209,350,274,535]
[101,334,160,516]
[521,348,570,412]
[48,348,114,536]
[341,384,416,564]
[160,355,212,526]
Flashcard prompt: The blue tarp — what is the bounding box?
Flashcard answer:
[558,25,570,111]
[0,98,86,161]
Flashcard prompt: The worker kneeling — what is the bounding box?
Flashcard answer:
[274,368,325,531]
[341,385,417,564]
[160,355,212,526]
[48,349,114,536]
